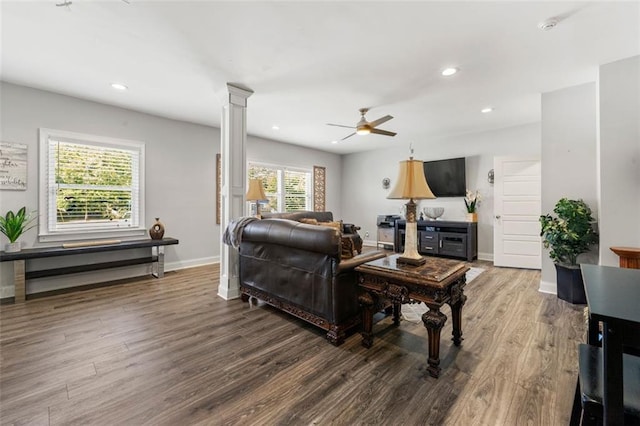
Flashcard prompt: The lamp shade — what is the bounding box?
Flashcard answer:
[246,178,267,201]
[387,158,435,200]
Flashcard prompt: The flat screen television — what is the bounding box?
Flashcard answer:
[423,157,466,197]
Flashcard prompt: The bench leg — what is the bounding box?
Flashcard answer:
[14,260,25,303]
[152,246,165,278]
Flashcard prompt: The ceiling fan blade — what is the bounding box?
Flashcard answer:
[340,132,356,141]
[368,115,393,128]
[369,128,397,137]
[326,123,355,129]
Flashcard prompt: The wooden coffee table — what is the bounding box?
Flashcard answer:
[356,254,470,378]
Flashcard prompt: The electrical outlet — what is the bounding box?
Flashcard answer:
[365,231,369,238]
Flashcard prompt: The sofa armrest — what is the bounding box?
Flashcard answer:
[342,223,361,234]
[338,250,386,273]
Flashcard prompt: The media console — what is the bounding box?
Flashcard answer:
[395,220,477,262]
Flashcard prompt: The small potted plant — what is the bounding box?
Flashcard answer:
[540,198,598,304]
[464,189,481,222]
[0,207,37,253]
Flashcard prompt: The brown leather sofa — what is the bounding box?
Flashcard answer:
[238,213,385,345]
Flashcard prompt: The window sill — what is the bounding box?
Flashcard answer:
[38,228,148,243]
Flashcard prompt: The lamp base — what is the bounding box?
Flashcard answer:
[396,255,426,266]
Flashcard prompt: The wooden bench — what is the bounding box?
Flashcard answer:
[0,238,179,303]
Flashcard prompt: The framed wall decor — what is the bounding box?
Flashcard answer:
[0,141,28,190]
[313,165,326,212]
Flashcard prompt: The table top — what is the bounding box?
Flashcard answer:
[0,238,179,262]
[356,254,468,286]
[581,264,640,325]
[610,246,640,258]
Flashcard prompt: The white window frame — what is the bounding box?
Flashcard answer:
[38,128,146,242]
[247,161,312,213]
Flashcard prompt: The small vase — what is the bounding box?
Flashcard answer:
[466,212,478,222]
[5,242,21,253]
[149,218,165,240]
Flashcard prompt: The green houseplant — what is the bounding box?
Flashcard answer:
[0,207,37,253]
[540,198,598,304]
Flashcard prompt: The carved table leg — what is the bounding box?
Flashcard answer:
[358,292,375,348]
[422,306,447,378]
[450,293,467,346]
[326,326,345,346]
[393,302,401,326]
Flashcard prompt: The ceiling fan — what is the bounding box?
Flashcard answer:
[327,108,397,141]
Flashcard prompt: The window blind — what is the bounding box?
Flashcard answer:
[46,138,141,232]
[248,162,312,213]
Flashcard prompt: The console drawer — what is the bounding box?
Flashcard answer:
[419,231,439,254]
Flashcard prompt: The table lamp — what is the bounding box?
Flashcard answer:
[246,178,267,217]
[387,156,436,265]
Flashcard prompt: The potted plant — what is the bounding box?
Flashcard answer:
[539,198,598,304]
[464,189,481,222]
[0,207,37,253]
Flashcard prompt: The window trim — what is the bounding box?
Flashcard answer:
[247,161,312,213]
[38,128,146,242]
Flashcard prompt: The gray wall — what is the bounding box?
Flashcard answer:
[341,122,541,260]
[598,55,640,265]
[0,82,342,297]
[540,82,598,292]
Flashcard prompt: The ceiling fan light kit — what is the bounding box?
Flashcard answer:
[327,107,396,141]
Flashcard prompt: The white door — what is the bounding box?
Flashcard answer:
[493,157,541,269]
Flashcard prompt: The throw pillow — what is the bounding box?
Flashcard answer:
[299,218,319,225]
[341,236,355,259]
[318,220,342,232]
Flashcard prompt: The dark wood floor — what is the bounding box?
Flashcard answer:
[0,258,586,425]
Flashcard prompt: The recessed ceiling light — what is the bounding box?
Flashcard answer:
[331,140,338,144]
[111,83,128,91]
[272,125,280,130]
[481,107,493,113]
[441,67,458,77]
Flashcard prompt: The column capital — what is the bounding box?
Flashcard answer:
[226,83,254,107]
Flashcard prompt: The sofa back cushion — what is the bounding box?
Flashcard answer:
[241,218,340,257]
[261,211,334,223]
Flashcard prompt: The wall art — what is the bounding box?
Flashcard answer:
[0,141,27,190]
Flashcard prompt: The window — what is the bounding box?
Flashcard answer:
[248,162,312,213]
[39,128,146,241]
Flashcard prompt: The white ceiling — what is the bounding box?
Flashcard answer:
[2,1,639,154]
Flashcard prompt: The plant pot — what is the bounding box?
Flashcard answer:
[555,264,586,304]
[466,212,477,222]
[4,242,21,253]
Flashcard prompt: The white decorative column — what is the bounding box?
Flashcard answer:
[218,83,253,300]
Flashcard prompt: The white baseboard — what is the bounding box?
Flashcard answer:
[166,256,219,271]
[477,252,493,262]
[539,280,557,295]
[0,286,14,299]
